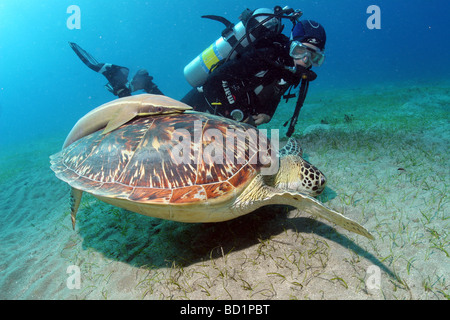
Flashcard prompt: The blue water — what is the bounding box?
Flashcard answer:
[0,0,449,145]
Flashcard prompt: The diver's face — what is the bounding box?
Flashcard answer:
[293,43,321,68]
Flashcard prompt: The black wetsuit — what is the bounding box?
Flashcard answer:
[70,36,308,123]
[181,34,302,121]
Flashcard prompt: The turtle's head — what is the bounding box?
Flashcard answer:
[275,155,327,197]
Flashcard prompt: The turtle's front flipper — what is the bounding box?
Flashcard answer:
[235,176,374,240]
[286,192,375,240]
[70,188,83,230]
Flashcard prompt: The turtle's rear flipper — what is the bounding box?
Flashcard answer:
[70,188,83,230]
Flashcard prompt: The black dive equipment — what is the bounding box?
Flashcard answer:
[69,42,102,72]
[184,6,312,137]
[283,67,317,137]
[69,42,131,97]
[183,6,302,87]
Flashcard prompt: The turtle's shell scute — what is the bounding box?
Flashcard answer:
[51,113,267,205]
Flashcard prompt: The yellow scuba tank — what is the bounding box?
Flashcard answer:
[183,8,285,88]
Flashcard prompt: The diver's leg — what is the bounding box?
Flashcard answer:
[100,64,131,97]
[130,69,164,95]
[69,42,131,97]
[69,42,103,72]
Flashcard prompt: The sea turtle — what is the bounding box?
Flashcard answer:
[50,95,374,240]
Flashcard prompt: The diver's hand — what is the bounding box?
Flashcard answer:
[253,113,271,125]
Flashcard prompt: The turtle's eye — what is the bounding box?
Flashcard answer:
[156,107,162,112]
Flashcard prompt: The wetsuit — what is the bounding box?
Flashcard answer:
[70,37,310,124]
[181,34,303,121]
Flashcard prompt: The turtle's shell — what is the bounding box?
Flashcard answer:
[51,112,271,206]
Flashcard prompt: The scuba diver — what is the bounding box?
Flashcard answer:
[68,42,163,97]
[69,6,326,136]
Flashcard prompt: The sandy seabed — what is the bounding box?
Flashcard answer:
[0,81,448,300]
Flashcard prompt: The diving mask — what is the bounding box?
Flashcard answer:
[289,41,325,67]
